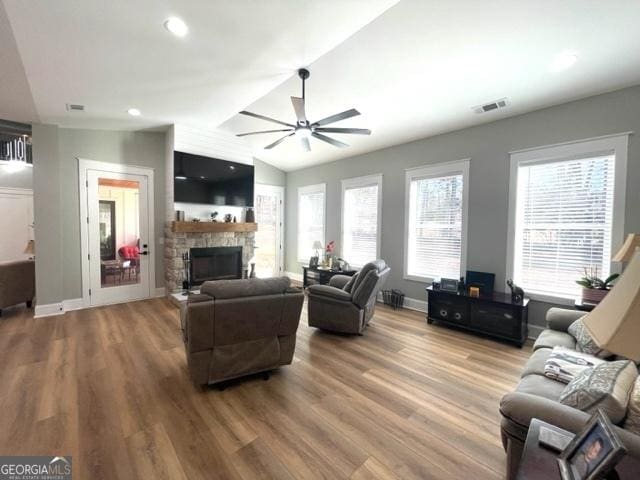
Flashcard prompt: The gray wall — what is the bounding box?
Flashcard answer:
[254,158,286,186]
[33,126,166,303]
[0,165,32,189]
[285,85,640,329]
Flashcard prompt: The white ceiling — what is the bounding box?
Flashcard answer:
[2,0,640,171]
[1,0,398,130]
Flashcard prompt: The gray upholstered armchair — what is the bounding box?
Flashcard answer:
[307,260,390,334]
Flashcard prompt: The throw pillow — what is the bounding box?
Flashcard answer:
[544,346,605,384]
[568,318,613,359]
[559,360,638,424]
[624,376,640,435]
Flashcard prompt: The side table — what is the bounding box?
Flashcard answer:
[516,419,639,479]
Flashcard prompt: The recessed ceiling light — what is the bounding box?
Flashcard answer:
[164,17,188,37]
[127,108,141,116]
[549,51,578,73]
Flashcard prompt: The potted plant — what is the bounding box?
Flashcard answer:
[576,266,619,304]
[325,241,335,268]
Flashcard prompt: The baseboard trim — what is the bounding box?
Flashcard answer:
[376,293,427,313]
[285,271,303,283]
[34,302,65,318]
[34,287,166,318]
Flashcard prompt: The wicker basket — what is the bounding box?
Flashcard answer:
[382,289,405,309]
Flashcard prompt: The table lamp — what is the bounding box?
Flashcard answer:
[312,240,323,258]
[612,233,640,264]
[583,250,640,362]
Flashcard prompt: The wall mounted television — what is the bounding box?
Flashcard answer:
[173,151,254,207]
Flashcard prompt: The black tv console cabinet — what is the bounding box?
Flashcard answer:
[426,286,529,346]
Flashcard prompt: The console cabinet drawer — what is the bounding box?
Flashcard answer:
[428,295,469,325]
[469,303,519,338]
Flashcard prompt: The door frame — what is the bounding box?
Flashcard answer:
[255,183,285,276]
[78,158,155,308]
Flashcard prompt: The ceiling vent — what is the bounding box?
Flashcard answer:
[66,103,85,112]
[473,98,509,114]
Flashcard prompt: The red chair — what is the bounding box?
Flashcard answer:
[118,244,140,281]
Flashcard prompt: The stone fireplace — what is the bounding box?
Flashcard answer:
[164,222,255,293]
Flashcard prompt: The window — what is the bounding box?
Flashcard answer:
[341,174,382,268]
[404,160,469,281]
[297,183,326,262]
[508,134,628,301]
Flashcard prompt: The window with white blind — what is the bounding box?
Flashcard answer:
[508,134,628,301]
[341,174,382,268]
[404,160,469,281]
[297,183,326,262]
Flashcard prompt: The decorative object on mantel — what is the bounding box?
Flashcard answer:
[576,266,619,305]
[249,263,256,278]
[224,213,232,223]
[583,250,640,362]
[507,279,525,304]
[175,210,185,221]
[245,207,255,223]
[210,211,218,222]
[233,216,237,223]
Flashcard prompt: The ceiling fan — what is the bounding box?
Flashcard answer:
[236,68,371,152]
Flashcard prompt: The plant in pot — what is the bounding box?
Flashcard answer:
[576,266,619,304]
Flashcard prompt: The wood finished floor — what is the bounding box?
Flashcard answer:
[0,298,531,480]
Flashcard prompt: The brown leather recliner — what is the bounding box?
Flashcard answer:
[0,259,35,316]
[307,259,390,334]
[180,277,304,387]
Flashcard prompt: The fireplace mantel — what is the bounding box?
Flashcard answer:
[171,221,257,233]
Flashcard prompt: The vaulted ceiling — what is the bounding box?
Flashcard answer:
[2,0,640,171]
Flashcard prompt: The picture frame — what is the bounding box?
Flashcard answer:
[440,278,459,292]
[557,409,627,480]
[308,256,319,268]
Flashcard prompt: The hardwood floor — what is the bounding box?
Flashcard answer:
[0,299,531,479]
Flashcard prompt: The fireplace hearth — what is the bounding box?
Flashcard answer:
[190,246,242,285]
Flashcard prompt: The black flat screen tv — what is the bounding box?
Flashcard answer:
[173,151,254,207]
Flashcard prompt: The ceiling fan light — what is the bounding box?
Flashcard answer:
[296,127,312,139]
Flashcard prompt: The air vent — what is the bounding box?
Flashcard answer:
[473,98,509,114]
[66,104,85,112]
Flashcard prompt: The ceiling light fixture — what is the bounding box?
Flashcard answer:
[127,108,141,116]
[549,50,578,73]
[164,17,188,37]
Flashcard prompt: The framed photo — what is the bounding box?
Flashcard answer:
[557,409,627,480]
[440,278,459,292]
[308,256,319,268]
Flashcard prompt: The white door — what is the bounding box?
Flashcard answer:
[254,184,284,278]
[80,160,154,306]
[0,188,33,262]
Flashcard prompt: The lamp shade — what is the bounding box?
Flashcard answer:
[612,233,640,262]
[583,250,640,361]
[24,239,35,255]
[312,241,324,250]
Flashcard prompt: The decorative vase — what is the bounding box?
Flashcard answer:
[581,288,608,304]
[245,208,255,223]
[249,263,256,278]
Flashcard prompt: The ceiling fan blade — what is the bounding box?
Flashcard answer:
[239,110,295,128]
[313,108,360,127]
[312,132,348,148]
[264,132,295,150]
[314,127,371,135]
[236,128,294,137]
[300,137,311,152]
[291,97,307,125]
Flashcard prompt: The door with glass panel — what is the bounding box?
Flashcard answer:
[254,184,284,278]
[84,167,152,306]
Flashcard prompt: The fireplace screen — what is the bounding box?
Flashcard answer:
[190,246,242,285]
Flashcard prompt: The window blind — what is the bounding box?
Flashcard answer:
[514,155,616,297]
[343,183,379,267]
[407,173,463,279]
[298,186,325,261]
